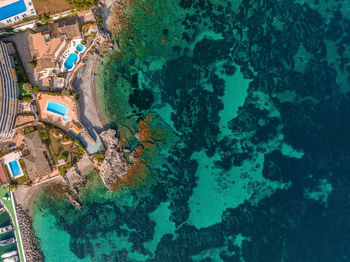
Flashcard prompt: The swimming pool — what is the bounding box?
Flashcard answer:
[0,0,27,21]
[47,101,67,117]
[76,44,84,52]
[64,53,78,70]
[8,160,21,177]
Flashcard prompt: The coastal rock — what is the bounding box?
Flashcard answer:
[99,129,130,189]
[15,205,42,262]
[63,164,87,209]
[95,0,127,31]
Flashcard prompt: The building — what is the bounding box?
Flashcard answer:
[0,0,36,28]
[28,16,82,80]
[0,41,19,142]
[0,163,9,184]
[22,131,52,181]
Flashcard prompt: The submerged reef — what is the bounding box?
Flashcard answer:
[33,0,350,261]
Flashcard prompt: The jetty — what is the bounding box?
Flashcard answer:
[0,207,6,214]
[0,225,13,235]
[1,250,18,258]
[0,238,15,246]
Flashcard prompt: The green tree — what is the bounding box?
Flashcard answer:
[38,128,49,140]
[60,151,69,161]
[32,86,39,93]
[61,89,70,96]
[39,14,53,24]
[22,83,32,93]
[24,127,31,134]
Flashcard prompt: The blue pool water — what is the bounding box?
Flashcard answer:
[64,53,78,70]
[0,0,27,21]
[47,101,67,116]
[9,160,21,177]
[76,44,84,52]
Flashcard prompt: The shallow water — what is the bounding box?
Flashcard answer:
[33,0,350,261]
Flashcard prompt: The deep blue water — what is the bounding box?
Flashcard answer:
[32,0,350,261]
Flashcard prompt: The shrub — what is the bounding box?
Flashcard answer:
[32,86,39,93]
[38,128,49,140]
[23,83,32,93]
[67,0,96,10]
[61,89,70,96]
[27,61,36,68]
[60,151,69,161]
[24,127,30,134]
[94,152,104,162]
[22,96,32,102]
[63,134,71,142]
[39,14,53,24]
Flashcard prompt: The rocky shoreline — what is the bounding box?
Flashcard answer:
[15,204,42,262]
[99,129,131,189]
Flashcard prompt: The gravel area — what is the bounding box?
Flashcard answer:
[73,55,106,133]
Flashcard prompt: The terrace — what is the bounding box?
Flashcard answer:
[2,152,23,179]
[37,92,78,130]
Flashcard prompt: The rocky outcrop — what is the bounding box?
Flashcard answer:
[94,0,127,32]
[99,129,130,189]
[62,164,87,209]
[16,204,42,262]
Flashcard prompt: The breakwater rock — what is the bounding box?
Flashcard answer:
[16,204,42,262]
[99,129,131,189]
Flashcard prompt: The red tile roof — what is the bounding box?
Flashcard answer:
[0,164,9,184]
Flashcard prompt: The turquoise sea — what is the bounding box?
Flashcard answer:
[33,0,350,261]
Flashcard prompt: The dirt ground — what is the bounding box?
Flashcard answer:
[32,0,73,15]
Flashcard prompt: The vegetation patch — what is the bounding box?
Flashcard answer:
[66,0,96,10]
[44,126,84,165]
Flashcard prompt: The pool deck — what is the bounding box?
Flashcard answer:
[2,152,24,179]
[37,93,78,130]
[60,39,83,72]
[45,100,70,120]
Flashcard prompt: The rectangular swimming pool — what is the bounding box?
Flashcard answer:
[0,0,27,21]
[47,101,67,116]
[8,160,21,177]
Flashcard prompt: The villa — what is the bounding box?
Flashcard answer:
[22,131,52,182]
[0,41,19,142]
[27,16,82,81]
[0,0,36,28]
